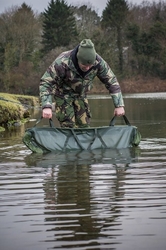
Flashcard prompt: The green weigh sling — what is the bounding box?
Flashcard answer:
[22,115,141,154]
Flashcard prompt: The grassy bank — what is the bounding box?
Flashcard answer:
[0,93,39,131]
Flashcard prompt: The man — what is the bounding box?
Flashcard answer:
[39,39,125,128]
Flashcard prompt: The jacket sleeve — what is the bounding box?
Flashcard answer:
[39,60,62,109]
[96,56,124,107]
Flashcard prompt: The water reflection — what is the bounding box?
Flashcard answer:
[25,147,140,167]
[1,93,166,250]
[22,148,140,248]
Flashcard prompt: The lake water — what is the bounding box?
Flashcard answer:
[0,93,166,250]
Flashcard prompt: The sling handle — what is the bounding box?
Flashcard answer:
[109,115,131,126]
[34,116,55,128]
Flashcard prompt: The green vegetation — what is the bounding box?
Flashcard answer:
[0,93,39,130]
[0,126,5,132]
[0,0,166,96]
[41,0,78,53]
[102,0,129,74]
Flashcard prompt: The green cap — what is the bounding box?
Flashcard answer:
[77,39,96,65]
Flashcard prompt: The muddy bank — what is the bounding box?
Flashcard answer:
[121,77,166,93]
[92,76,166,94]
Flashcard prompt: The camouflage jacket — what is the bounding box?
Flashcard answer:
[39,46,124,109]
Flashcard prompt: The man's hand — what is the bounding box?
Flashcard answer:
[42,108,52,119]
[114,107,125,116]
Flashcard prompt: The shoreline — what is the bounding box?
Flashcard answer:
[0,93,39,131]
[0,86,166,130]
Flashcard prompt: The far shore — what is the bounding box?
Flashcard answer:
[0,79,166,131]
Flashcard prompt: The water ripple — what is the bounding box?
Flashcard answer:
[1,141,166,249]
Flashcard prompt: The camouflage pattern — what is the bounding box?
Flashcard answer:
[39,47,124,127]
[55,96,91,128]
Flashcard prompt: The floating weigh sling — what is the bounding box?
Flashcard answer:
[22,115,141,154]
